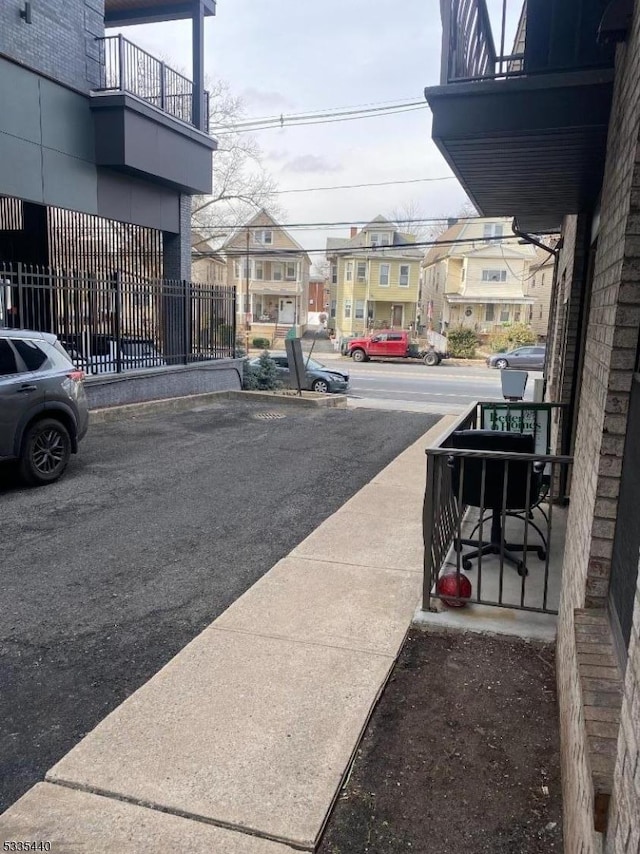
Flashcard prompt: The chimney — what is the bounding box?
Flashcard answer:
[447,217,458,228]
[350,226,358,238]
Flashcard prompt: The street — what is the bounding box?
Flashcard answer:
[0,400,438,813]
[334,358,541,413]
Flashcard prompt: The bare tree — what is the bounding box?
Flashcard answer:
[191,80,283,249]
[388,199,430,241]
[425,199,479,240]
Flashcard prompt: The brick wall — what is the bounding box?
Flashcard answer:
[0,0,104,92]
[555,2,640,849]
[163,195,193,281]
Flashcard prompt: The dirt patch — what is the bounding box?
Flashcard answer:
[319,630,562,854]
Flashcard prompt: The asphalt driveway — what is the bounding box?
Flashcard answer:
[0,399,438,812]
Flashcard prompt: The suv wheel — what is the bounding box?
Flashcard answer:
[19,418,72,485]
[351,349,366,362]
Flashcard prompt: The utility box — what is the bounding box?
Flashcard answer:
[501,369,528,401]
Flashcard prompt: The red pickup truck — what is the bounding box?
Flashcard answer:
[346,330,448,366]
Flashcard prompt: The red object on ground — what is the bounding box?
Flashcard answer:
[437,571,472,607]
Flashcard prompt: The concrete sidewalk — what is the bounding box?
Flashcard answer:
[0,415,456,853]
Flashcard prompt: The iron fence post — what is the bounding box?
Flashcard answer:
[114,272,122,374]
[17,261,24,327]
[232,287,237,356]
[184,279,191,364]
[422,451,436,611]
[159,61,166,113]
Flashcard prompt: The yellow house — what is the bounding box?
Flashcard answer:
[524,243,557,339]
[222,210,311,341]
[326,216,423,337]
[420,217,537,334]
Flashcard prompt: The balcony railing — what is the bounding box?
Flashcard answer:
[422,401,572,614]
[94,35,210,131]
[441,0,616,85]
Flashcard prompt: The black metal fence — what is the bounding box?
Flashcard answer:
[95,35,210,131]
[0,263,236,374]
[423,401,572,615]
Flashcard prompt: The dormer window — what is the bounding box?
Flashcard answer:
[370,232,392,247]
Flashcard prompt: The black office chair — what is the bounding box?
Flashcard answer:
[448,430,547,577]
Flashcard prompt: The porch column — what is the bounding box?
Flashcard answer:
[192,0,205,131]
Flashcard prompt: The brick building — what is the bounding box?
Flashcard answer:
[426,0,640,850]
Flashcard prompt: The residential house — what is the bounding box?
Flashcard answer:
[222,210,311,340]
[426,0,640,850]
[525,244,557,339]
[419,217,536,334]
[191,233,228,287]
[326,217,423,338]
[308,276,330,324]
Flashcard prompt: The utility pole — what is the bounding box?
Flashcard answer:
[245,229,250,352]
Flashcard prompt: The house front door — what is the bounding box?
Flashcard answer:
[391,305,403,328]
[279,298,295,324]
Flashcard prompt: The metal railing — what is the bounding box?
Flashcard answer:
[95,35,210,130]
[0,262,236,374]
[422,401,572,614]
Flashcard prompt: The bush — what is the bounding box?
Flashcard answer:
[446,327,478,358]
[242,351,282,391]
[488,323,536,353]
[252,337,271,349]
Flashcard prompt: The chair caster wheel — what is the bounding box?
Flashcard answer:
[537,548,546,560]
[517,562,528,577]
[463,560,473,572]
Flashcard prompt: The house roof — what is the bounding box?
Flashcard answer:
[221,209,311,262]
[422,222,465,266]
[326,216,422,258]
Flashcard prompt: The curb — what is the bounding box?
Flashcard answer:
[89,389,347,423]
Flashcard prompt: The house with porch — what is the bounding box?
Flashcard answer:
[424,0,640,850]
[326,217,423,338]
[419,216,536,334]
[222,210,310,342]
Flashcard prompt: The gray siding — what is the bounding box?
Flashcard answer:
[0,0,104,92]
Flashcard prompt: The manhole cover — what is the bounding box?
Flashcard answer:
[252,411,286,420]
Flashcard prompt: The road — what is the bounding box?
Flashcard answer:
[0,400,438,812]
[340,360,542,413]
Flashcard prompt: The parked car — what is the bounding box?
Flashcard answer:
[0,329,89,485]
[61,333,166,374]
[345,330,449,366]
[248,353,349,393]
[486,345,546,371]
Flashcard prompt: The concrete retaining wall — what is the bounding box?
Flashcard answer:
[84,360,243,410]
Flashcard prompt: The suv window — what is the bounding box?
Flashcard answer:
[0,339,19,375]
[13,339,48,371]
[388,334,404,341]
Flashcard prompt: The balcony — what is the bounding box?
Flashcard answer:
[90,36,216,195]
[425,0,616,233]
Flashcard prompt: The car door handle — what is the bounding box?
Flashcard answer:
[16,384,37,393]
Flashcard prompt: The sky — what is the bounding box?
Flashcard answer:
[115,0,521,266]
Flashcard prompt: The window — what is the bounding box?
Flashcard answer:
[482,269,507,282]
[355,300,365,319]
[330,299,336,318]
[14,339,48,371]
[235,259,250,279]
[379,264,390,286]
[254,261,264,281]
[483,223,503,242]
[370,232,391,247]
[253,229,273,245]
[285,262,296,281]
[399,265,410,287]
[0,338,19,375]
[356,262,367,282]
[272,263,283,281]
[514,309,521,322]
[500,308,510,322]
[331,264,337,285]
[346,261,353,282]
[485,304,495,322]
[388,333,404,341]
[344,299,352,319]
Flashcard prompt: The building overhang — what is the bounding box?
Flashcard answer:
[425,69,614,234]
[104,0,216,26]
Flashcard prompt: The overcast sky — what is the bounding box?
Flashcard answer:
[116,0,520,262]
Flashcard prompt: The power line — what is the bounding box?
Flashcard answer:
[192,234,522,258]
[214,104,429,135]
[273,176,458,195]
[191,214,475,233]
[229,96,426,126]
